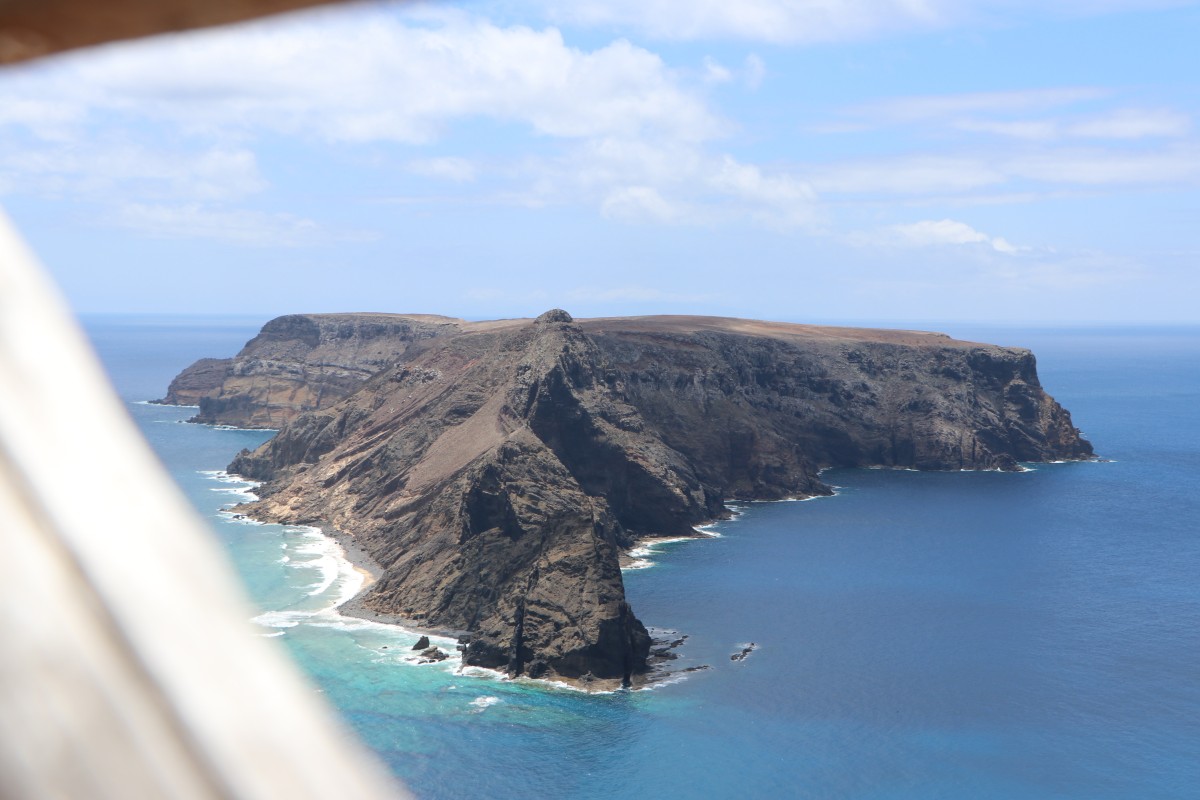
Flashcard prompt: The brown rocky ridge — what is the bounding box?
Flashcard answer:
[155,312,461,427]
[162,310,1093,689]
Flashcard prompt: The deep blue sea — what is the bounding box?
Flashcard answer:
[84,316,1200,799]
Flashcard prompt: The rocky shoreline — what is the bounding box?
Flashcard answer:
[315,517,706,692]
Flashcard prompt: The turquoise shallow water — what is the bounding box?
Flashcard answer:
[85,317,1200,799]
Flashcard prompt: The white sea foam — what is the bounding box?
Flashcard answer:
[248,525,472,669]
[623,514,744,571]
[470,696,501,710]
[634,669,699,692]
[782,491,838,501]
[252,609,307,629]
[201,470,261,509]
[218,510,264,525]
[724,504,748,520]
[457,665,620,694]
[210,486,259,500]
[200,469,257,485]
[459,665,506,681]
[623,536,698,571]
[278,527,363,602]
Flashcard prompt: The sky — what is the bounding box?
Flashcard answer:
[1,0,1198,324]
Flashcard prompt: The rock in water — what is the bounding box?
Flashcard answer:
[190,311,1092,688]
[418,647,448,663]
[411,635,430,651]
[731,643,758,662]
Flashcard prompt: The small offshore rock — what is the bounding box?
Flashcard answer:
[420,647,448,662]
[731,643,758,662]
[412,635,430,650]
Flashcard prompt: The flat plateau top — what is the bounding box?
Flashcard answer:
[294,312,993,349]
[577,315,982,348]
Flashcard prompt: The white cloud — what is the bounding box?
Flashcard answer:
[521,139,820,229]
[601,186,680,222]
[853,87,1107,123]
[884,218,1022,253]
[462,283,716,307]
[3,1,1189,247]
[22,9,723,146]
[543,0,1195,43]
[567,285,717,303]
[406,157,477,183]
[743,54,766,90]
[821,88,1107,133]
[954,119,1061,140]
[1007,145,1200,185]
[798,87,1200,206]
[0,144,264,201]
[955,108,1189,141]
[810,156,1008,195]
[1066,108,1190,139]
[806,143,1200,199]
[109,203,361,246]
[549,0,944,43]
[698,54,764,89]
[982,250,1142,290]
[0,97,84,140]
[1,7,782,229]
[702,56,734,84]
[708,155,818,227]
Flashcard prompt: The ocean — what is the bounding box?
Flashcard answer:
[84,316,1200,799]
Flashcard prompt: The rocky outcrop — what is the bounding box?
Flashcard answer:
[202,311,1092,688]
[156,313,462,427]
[154,357,230,406]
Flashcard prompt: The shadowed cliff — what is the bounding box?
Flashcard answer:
[186,310,1092,688]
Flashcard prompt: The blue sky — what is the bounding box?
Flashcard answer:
[1,0,1198,323]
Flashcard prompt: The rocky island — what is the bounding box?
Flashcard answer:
[161,310,1093,689]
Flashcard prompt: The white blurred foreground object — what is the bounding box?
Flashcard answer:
[0,209,406,797]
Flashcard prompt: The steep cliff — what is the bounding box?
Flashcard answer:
[156,313,462,427]
[211,311,1092,688]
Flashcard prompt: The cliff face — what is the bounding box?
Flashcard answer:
[211,311,1092,687]
[580,316,1092,480]
[157,313,462,427]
